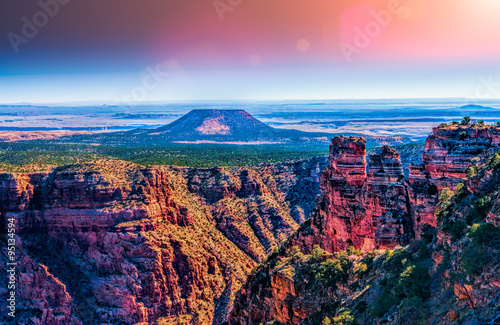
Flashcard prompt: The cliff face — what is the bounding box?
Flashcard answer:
[0,158,326,325]
[365,146,411,247]
[293,125,500,255]
[183,157,326,262]
[292,138,412,255]
[409,124,500,237]
[1,162,254,324]
[229,124,500,325]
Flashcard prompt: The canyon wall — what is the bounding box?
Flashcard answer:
[229,124,500,325]
[182,157,326,262]
[2,123,499,325]
[0,158,326,325]
[293,125,500,255]
[409,124,500,237]
[291,137,412,255]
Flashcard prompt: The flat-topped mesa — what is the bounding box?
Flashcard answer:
[432,123,500,143]
[326,136,367,186]
[409,123,500,237]
[421,124,500,187]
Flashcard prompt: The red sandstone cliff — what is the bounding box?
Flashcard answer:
[292,125,500,255]
[0,158,326,324]
[409,124,500,237]
[291,138,412,255]
[1,162,255,324]
[229,124,500,325]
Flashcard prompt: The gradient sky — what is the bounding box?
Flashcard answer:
[1,0,500,103]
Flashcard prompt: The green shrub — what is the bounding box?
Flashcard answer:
[370,248,431,318]
[461,240,490,276]
[314,258,347,285]
[461,116,471,125]
[467,223,500,246]
[322,317,332,325]
[461,223,500,277]
[370,289,398,318]
[287,246,301,258]
[487,153,500,168]
[460,131,468,140]
[467,195,492,223]
[438,188,454,204]
[382,249,410,273]
[330,310,355,325]
[393,265,430,300]
[267,248,279,262]
[446,220,466,241]
[346,245,361,257]
[311,245,328,263]
[398,297,429,324]
[354,263,368,276]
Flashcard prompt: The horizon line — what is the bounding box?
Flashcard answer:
[2,97,500,106]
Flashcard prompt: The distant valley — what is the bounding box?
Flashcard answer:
[2,100,500,140]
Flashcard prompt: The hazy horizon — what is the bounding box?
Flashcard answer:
[2,97,500,106]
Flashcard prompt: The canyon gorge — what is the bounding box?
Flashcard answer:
[1,123,500,324]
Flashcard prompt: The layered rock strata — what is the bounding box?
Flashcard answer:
[409,124,500,236]
[293,125,500,255]
[0,158,326,324]
[292,138,412,254]
[1,163,253,324]
[228,124,500,325]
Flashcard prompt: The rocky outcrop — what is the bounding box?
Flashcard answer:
[365,146,411,247]
[228,124,500,325]
[292,125,500,255]
[291,138,411,254]
[409,124,500,237]
[419,125,500,186]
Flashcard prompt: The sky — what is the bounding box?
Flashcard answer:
[1,0,500,103]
